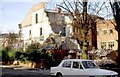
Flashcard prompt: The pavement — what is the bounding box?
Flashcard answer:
[0,65,19,68]
[14,68,50,75]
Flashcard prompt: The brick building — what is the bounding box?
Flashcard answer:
[97,20,118,50]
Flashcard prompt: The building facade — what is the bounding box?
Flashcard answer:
[0,33,23,50]
[0,34,8,50]
[19,2,79,49]
[19,2,118,51]
[97,20,118,50]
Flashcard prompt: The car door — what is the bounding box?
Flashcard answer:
[71,61,88,77]
[61,61,72,76]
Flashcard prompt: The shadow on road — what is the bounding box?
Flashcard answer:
[1,75,50,77]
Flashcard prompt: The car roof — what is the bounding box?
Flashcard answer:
[63,59,94,62]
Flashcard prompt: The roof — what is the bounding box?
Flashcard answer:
[0,33,19,38]
[21,2,45,28]
[20,2,104,28]
[0,34,8,38]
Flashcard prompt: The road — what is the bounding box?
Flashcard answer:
[0,66,119,77]
[1,67,50,77]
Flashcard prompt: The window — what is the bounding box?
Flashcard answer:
[103,30,107,35]
[73,27,80,34]
[82,61,98,69]
[29,30,32,40]
[97,31,99,35]
[77,28,80,34]
[72,62,79,69]
[40,28,42,36]
[73,27,75,33]
[61,27,66,36]
[109,29,113,34]
[101,42,106,49]
[35,14,38,23]
[62,61,71,68]
[108,41,114,49]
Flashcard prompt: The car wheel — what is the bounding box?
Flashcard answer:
[56,73,63,77]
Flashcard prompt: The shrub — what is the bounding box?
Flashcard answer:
[7,50,15,61]
[15,51,28,62]
[25,43,43,63]
[1,49,9,63]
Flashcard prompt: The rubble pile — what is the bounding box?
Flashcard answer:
[89,49,116,66]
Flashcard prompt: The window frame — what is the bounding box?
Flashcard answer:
[40,28,42,36]
[29,30,32,40]
[82,61,98,69]
[101,42,106,49]
[62,61,72,68]
[109,29,113,34]
[103,30,107,35]
[108,41,114,49]
[35,13,38,24]
[72,61,80,69]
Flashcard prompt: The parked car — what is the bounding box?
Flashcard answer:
[50,59,118,77]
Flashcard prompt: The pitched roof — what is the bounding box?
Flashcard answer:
[0,33,19,38]
[21,2,45,28]
[0,34,8,38]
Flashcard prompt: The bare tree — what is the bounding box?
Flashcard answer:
[56,0,110,59]
[110,0,120,67]
[6,32,19,50]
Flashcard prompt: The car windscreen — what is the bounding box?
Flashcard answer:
[82,61,98,69]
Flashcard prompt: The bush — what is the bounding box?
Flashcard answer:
[15,51,28,62]
[1,49,9,63]
[7,51,15,61]
[1,48,15,64]
[27,49,43,63]
[25,43,43,63]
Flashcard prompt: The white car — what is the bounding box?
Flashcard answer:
[50,59,118,77]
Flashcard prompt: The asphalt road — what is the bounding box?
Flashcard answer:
[1,67,50,77]
[0,67,119,77]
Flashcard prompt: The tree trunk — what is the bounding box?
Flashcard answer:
[114,4,120,68]
[81,0,88,59]
[110,1,120,67]
[81,30,88,59]
[116,23,120,67]
[81,38,88,59]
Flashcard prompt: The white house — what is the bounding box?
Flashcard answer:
[19,2,79,49]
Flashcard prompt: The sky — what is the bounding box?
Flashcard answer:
[0,0,62,33]
[0,1,40,33]
[0,0,113,33]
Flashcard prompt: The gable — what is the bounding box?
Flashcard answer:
[21,2,45,28]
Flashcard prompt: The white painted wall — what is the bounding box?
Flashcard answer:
[22,26,32,41]
[65,16,73,37]
[31,8,53,43]
[21,8,74,44]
